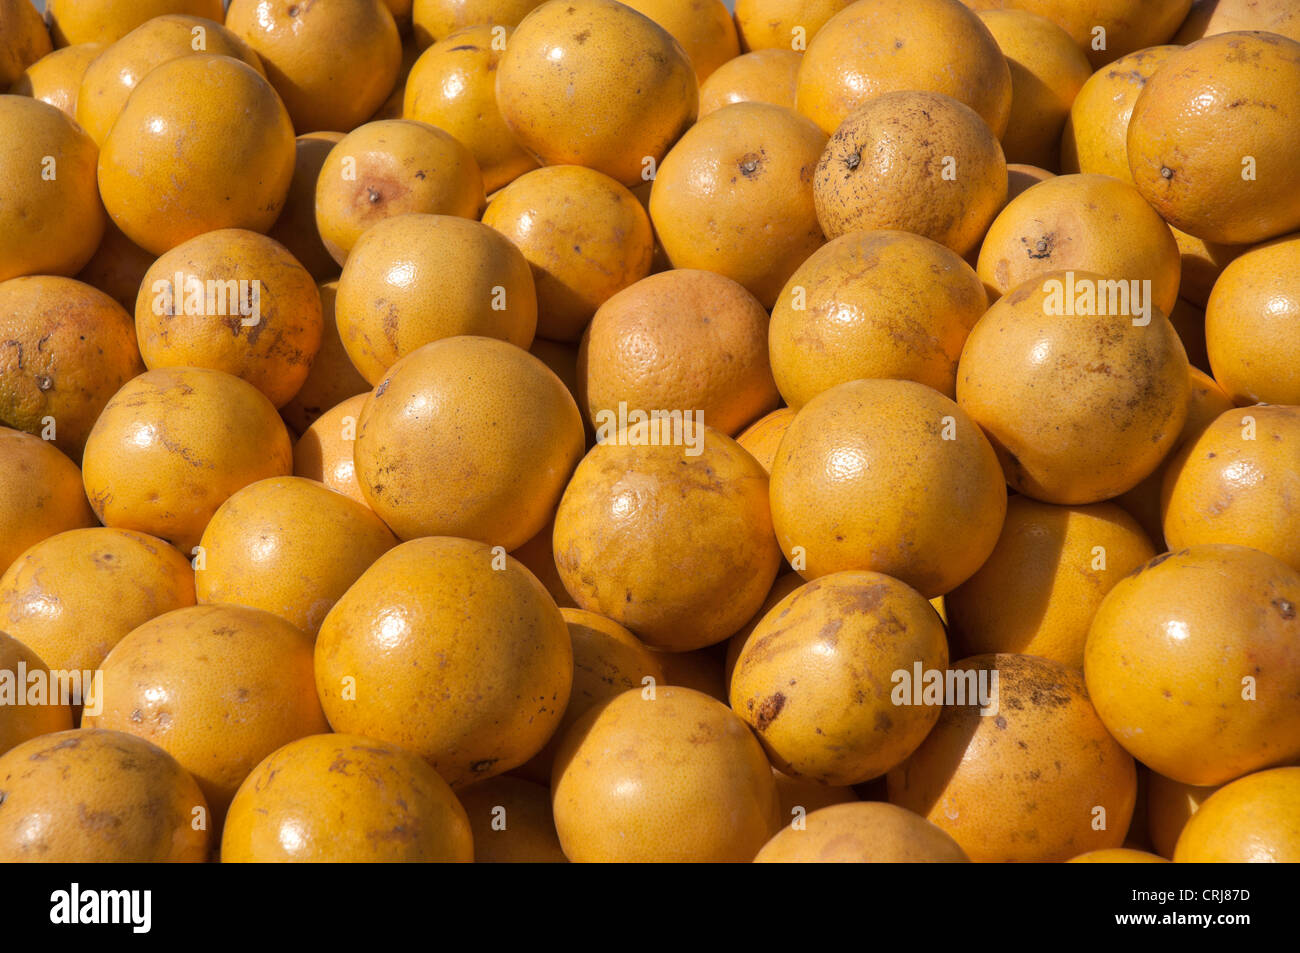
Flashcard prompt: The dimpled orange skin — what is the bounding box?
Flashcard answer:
[754,802,971,863]
[579,269,779,437]
[651,103,825,309]
[889,653,1137,863]
[770,378,1006,597]
[355,337,581,548]
[136,229,323,409]
[483,166,653,344]
[9,43,103,117]
[280,283,370,435]
[1067,848,1169,863]
[795,0,1011,138]
[977,10,1091,170]
[620,0,738,84]
[1085,544,1300,786]
[0,0,51,88]
[81,367,293,553]
[976,175,1181,314]
[946,499,1155,670]
[731,571,949,786]
[552,686,781,862]
[221,733,473,862]
[1148,771,1221,858]
[226,0,401,134]
[963,1,1191,68]
[0,276,143,461]
[457,776,567,863]
[1127,32,1300,245]
[736,408,795,474]
[0,632,73,757]
[0,528,194,675]
[1174,767,1300,862]
[956,271,1190,504]
[814,92,1006,259]
[75,221,156,313]
[1176,0,1300,43]
[0,96,105,282]
[698,49,801,116]
[316,120,484,266]
[0,728,209,862]
[335,215,536,385]
[0,427,96,575]
[196,477,396,636]
[74,15,266,147]
[1161,406,1300,572]
[411,0,543,47]
[292,392,369,505]
[315,536,572,787]
[85,603,327,816]
[268,133,346,283]
[733,0,854,52]
[45,0,224,46]
[496,0,698,189]
[553,423,782,651]
[770,230,988,407]
[97,55,295,257]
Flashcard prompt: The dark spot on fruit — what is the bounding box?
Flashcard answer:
[448,45,477,52]
[994,715,1007,730]
[35,374,52,391]
[375,379,389,397]
[574,29,590,43]
[754,692,786,731]
[471,759,498,773]
[844,152,861,171]
[874,710,892,731]
[1161,166,1174,180]
[1274,598,1296,620]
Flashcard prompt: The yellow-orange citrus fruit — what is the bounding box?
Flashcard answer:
[698,48,800,116]
[457,776,567,863]
[292,392,369,505]
[620,0,739,84]
[724,572,806,691]
[1174,766,1300,862]
[0,426,96,576]
[0,632,73,756]
[754,802,970,862]
[1176,0,1300,43]
[1171,225,1246,311]
[267,132,346,282]
[45,0,224,46]
[1147,771,1221,859]
[9,42,102,117]
[280,282,370,435]
[1005,163,1054,201]
[74,221,155,312]
[411,0,543,47]
[733,0,854,52]
[1067,848,1168,863]
[0,0,51,88]
[735,407,795,474]
[963,0,1191,68]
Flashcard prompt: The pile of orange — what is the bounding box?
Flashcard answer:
[0,0,1298,864]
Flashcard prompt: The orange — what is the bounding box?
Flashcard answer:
[335,215,535,384]
[754,802,970,863]
[225,0,401,133]
[1067,849,1168,863]
[82,367,293,553]
[0,632,73,756]
[736,408,795,474]
[411,0,543,47]
[0,95,105,281]
[316,536,572,786]
[97,55,295,256]
[553,422,782,651]
[552,686,781,862]
[620,0,739,84]
[795,0,1012,137]
[1127,31,1300,244]
[698,48,800,116]
[280,282,371,435]
[733,0,854,51]
[1147,771,1222,859]
[0,0,51,88]
[888,653,1137,862]
[136,229,323,408]
[963,1,1192,68]
[579,269,779,437]
[45,0,224,46]
[1170,225,1246,310]
[769,230,988,406]
[1176,0,1300,43]
[724,572,805,691]
[0,426,96,576]
[769,378,1006,597]
[814,92,1005,258]
[315,119,484,265]
[74,221,155,312]
[402,25,537,194]
[483,165,654,343]
[1006,163,1054,200]
[354,336,582,548]
[457,777,567,863]
[1085,544,1300,786]
[267,132,346,282]
[8,42,102,117]
[0,728,209,862]
[496,0,698,188]
[0,275,143,460]
[0,527,195,675]
[650,102,826,309]
[292,392,369,505]
[1174,766,1300,862]
[221,734,473,862]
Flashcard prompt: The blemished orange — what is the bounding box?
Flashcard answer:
[483,165,653,343]
[315,536,572,787]
[769,378,1006,597]
[0,276,143,461]
[85,603,328,816]
[0,728,209,862]
[457,777,567,863]
[96,55,295,256]
[963,1,1192,68]
[221,734,473,862]
[292,392,369,506]
[1174,767,1300,863]
[736,408,795,474]
[411,0,543,47]
[579,269,779,437]
[495,0,698,188]
[1147,771,1222,859]
[813,92,1006,259]
[280,282,371,436]
[1176,0,1300,43]
[74,221,155,313]
[769,230,988,406]
[9,43,102,117]
[552,686,781,862]
[733,0,854,52]
[81,367,293,553]
[795,0,1012,137]
[649,102,826,309]
[945,497,1156,670]
[754,802,970,863]
[225,0,402,134]
[0,632,73,756]
[1085,544,1300,786]
[0,0,51,88]
[724,572,805,691]
[135,229,323,408]
[553,422,782,651]
[0,527,195,675]
[620,0,739,84]
[45,0,224,46]
[196,476,397,636]
[888,653,1137,863]
[0,95,105,281]
[335,215,535,385]
[698,49,801,116]
[268,132,346,283]
[354,336,582,549]
[0,426,97,576]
